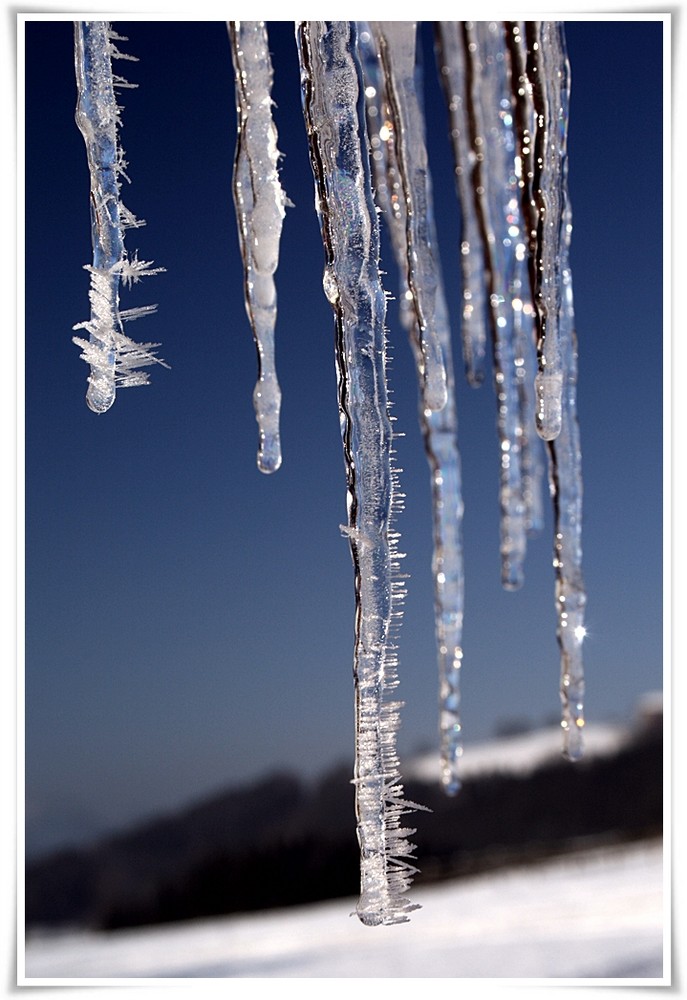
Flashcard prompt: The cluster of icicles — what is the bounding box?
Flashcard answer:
[73,20,585,926]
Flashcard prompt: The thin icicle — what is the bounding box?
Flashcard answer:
[72,21,166,413]
[505,21,547,536]
[510,21,585,752]
[369,21,448,414]
[434,22,488,388]
[297,19,422,926]
[461,21,528,590]
[228,21,287,474]
[360,25,465,796]
[548,201,585,760]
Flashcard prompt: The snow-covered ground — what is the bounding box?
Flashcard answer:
[22,838,665,983]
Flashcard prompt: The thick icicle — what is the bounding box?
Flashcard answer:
[360,26,465,795]
[369,21,448,413]
[72,21,165,413]
[228,21,287,474]
[297,19,422,926]
[434,22,488,388]
[548,202,585,759]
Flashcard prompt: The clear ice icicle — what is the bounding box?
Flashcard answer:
[297,19,422,926]
[360,25,465,795]
[548,201,585,759]
[462,21,529,590]
[369,21,448,413]
[229,21,287,474]
[72,21,166,413]
[434,22,488,388]
[521,22,571,442]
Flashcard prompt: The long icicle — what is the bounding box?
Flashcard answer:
[510,21,585,754]
[360,25,465,796]
[72,21,166,413]
[462,21,529,590]
[297,19,422,926]
[228,21,287,474]
[548,180,586,757]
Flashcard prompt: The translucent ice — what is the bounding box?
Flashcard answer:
[297,19,421,926]
[228,21,288,473]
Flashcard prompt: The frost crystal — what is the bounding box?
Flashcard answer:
[73,21,166,413]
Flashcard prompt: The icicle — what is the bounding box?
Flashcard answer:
[360,25,465,795]
[548,203,585,760]
[458,22,528,590]
[228,21,287,474]
[72,21,166,413]
[517,22,571,442]
[434,22,488,388]
[297,19,422,926]
[493,21,545,539]
[368,21,448,413]
[510,21,585,753]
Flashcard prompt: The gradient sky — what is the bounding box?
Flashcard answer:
[24,18,664,858]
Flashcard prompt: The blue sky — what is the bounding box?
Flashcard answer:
[24,19,664,857]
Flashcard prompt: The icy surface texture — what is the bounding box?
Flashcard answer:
[72,22,165,413]
[297,20,421,926]
[228,21,287,474]
[360,25,465,796]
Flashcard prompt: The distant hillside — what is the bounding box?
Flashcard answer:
[25,710,662,932]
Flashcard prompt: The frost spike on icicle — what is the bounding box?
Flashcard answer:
[297,19,422,925]
[73,21,165,413]
[228,21,287,474]
[359,24,465,796]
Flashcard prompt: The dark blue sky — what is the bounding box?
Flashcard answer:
[24,19,664,857]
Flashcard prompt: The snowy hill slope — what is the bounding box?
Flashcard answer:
[23,838,664,980]
[25,714,663,933]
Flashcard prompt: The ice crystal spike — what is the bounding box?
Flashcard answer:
[297,19,421,926]
[73,21,165,412]
[228,21,287,474]
[360,25,465,797]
